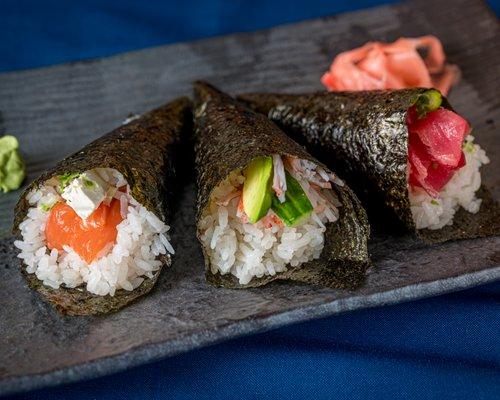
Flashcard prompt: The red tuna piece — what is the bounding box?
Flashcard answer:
[407,107,469,195]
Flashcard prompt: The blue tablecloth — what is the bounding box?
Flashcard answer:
[2,1,499,399]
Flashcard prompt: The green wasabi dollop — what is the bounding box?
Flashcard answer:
[414,89,443,118]
[0,135,26,193]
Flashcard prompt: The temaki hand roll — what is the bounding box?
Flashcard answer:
[193,81,369,289]
[13,98,192,315]
[239,89,499,242]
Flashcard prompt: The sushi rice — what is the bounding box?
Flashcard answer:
[14,168,174,296]
[199,155,341,285]
[409,136,489,230]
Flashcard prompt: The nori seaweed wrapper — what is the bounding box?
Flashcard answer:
[193,81,370,289]
[13,97,192,316]
[238,90,500,243]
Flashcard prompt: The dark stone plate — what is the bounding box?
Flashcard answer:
[0,0,498,395]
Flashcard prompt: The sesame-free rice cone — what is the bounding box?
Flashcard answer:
[13,97,192,315]
[193,81,370,289]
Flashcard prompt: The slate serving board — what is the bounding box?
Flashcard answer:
[0,0,499,395]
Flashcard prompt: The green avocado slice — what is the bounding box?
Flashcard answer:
[242,156,274,223]
[272,171,313,226]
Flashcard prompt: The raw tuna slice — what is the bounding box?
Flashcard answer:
[407,107,469,195]
[409,108,469,166]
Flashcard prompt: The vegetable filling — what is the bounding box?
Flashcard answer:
[239,155,339,228]
[199,155,342,284]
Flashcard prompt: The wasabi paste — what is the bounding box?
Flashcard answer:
[0,135,26,193]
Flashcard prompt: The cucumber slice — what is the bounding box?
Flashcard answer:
[272,171,313,226]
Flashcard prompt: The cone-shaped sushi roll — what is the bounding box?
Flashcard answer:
[13,98,192,315]
[239,89,499,243]
[193,82,369,289]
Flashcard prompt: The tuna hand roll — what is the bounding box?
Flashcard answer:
[13,98,192,315]
[194,82,369,288]
[238,89,499,242]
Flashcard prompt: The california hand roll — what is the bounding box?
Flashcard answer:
[193,82,370,289]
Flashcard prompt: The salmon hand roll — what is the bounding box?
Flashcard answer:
[194,82,369,289]
[13,98,192,315]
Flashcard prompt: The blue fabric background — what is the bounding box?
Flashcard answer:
[2,1,500,399]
